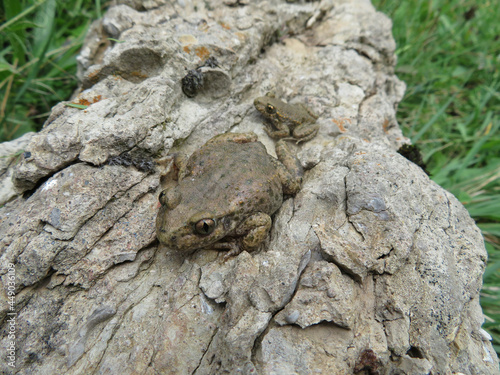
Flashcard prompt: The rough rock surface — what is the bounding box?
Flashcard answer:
[1,0,498,374]
[0,133,34,206]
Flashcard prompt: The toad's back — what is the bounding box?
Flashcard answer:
[179,140,283,217]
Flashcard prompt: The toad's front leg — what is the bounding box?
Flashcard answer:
[217,212,272,259]
[237,212,272,250]
[264,118,290,139]
[292,123,320,143]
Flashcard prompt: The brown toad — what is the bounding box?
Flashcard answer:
[156,132,303,256]
[254,92,319,143]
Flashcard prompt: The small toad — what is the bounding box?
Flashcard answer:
[254,92,319,143]
[156,132,303,257]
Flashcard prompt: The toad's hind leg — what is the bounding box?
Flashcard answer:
[207,132,258,146]
[274,140,303,195]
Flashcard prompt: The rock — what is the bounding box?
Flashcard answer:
[0,0,497,374]
[0,132,34,205]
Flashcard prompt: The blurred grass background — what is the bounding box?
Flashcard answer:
[1,0,499,355]
[0,0,102,140]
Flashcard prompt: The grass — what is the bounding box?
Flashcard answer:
[1,0,499,359]
[0,0,103,141]
[372,0,500,354]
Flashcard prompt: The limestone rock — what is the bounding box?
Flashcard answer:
[1,0,497,374]
[0,132,34,206]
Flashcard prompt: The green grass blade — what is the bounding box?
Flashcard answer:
[412,94,456,142]
[479,223,500,238]
[0,0,46,34]
[3,0,27,65]
[466,197,500,221]
[32,0,57,59]
[459,114,497,169]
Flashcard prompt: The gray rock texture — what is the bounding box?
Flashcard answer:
[1,0,498,374]
[0,133,34,206]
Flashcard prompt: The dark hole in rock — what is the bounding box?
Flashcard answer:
[406,346,424,359]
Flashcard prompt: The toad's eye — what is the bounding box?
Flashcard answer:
[194,218,216,235]
[266,104,276,114]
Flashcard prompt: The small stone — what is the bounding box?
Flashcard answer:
[285,310,300,324]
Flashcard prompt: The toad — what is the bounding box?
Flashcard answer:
[156,132,303,257]
[254,92,319,143]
